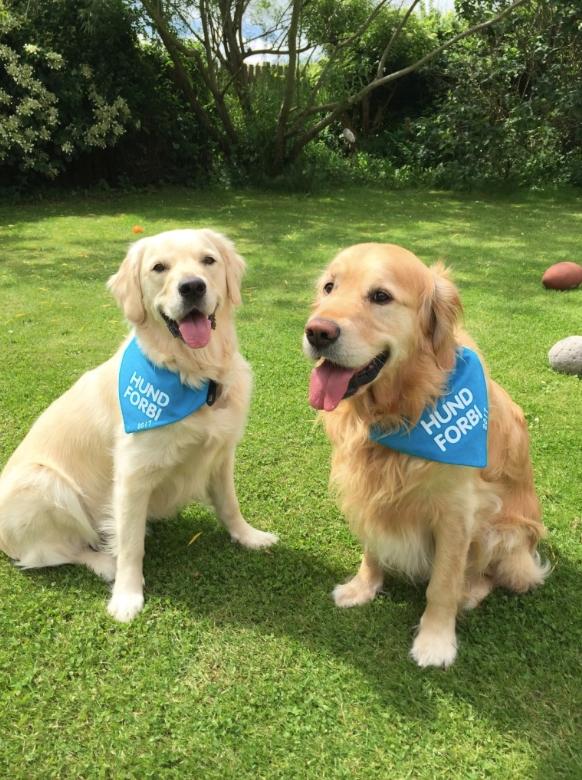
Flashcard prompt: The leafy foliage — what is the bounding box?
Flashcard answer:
[410,0,582,187]
[0,1,134,180]
[0,0,210,187]
[0,0,580,189]
[0,27,62,178]
[304,0,454,134]
[138,0,529,176]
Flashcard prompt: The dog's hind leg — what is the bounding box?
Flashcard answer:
[494,545,549,593]
[0,465,114,580]
[463,574,493,610]
[75,549,117,582]
[333,549,384,607]
[489,479,549,594]
[484,409,549,594]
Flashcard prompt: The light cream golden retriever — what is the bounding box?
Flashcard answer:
[0,229,277,622]
[304,243,547,668]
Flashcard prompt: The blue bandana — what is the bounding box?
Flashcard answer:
[370,347,488,468]
[118,337,214,434]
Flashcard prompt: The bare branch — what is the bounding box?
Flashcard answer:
[288,100,339,128]
[140,0,232,153]
[291,0,391,131]
[245,1,294,44]
[288,0,531,160]
[243,24,287,44]
[143,0,244,147]
[234,0,250,33]
[298,37,319,79]
[242,43,315,58]
[274,0,303,167]
[376,0,423,79]
[171,6,208,49]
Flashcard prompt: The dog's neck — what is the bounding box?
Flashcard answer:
[131,305,239,389]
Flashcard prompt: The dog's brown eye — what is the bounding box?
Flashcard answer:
[370,289,393,304]
[323,282,334,294]
[152,263,167,273]
[202,256,216,266]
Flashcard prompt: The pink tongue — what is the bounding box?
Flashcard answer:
[178,311,212,348]
[309,361,356,411]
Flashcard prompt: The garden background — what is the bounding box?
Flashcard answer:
[1,2,581,778]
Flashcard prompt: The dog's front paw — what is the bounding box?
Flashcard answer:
[411,627,457,668]
[232,527,279,550]
[107,591,144,623]
[332,577,382,608]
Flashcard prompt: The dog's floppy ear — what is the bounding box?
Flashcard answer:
[421,262,462,364]
[107,240,147,324]
[204,230,246,307]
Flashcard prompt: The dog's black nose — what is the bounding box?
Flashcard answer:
[179,277,206,300]
[305,318,340,349]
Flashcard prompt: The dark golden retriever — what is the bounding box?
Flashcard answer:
[304,243,547,667]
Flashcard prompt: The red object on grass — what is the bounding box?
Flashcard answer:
[542,262,582,290]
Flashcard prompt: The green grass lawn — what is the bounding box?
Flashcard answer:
[1,186,581,779]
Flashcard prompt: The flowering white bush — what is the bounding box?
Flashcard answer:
[0,15,132,179]
[0,40,60,176]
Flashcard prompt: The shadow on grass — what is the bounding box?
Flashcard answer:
[2,186,582,292]
[3,186,581,773]
[146,518,579,776]
[20,507,577,775]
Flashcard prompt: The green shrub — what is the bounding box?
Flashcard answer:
[0,0,211,189]
[409,0,582,188]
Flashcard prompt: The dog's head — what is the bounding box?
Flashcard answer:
[304,243,461,412]
[108,229,245,349]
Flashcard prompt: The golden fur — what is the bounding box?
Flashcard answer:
[0,229,277,622]
[304,243,547,667]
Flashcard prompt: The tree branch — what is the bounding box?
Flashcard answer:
[141,0,237,151]
[242,43,315,58]
[288,0,530,160]
[274,0,303,168]
[363,0,530,99]
[290,0,391,132]
[376,0,423,79]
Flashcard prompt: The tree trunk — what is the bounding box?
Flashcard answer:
[273,0,302,171]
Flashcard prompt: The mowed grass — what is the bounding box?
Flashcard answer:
[0,186,581,779]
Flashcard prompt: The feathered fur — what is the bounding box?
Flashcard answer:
[306,243,547,667]
[0,229,277,622]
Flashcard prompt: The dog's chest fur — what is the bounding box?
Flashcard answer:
[327,426,466,581]
[363,522,434,580]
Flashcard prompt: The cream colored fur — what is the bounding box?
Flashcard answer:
[305,243,548,668]
[0,229,277,622]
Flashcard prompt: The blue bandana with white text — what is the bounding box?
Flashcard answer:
[118,337,211,434]
[370,347,488,468]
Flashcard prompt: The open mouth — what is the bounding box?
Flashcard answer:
[309,351,389,411]
[160,308,216,349]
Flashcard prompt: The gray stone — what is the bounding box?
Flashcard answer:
[548,336,582,375]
